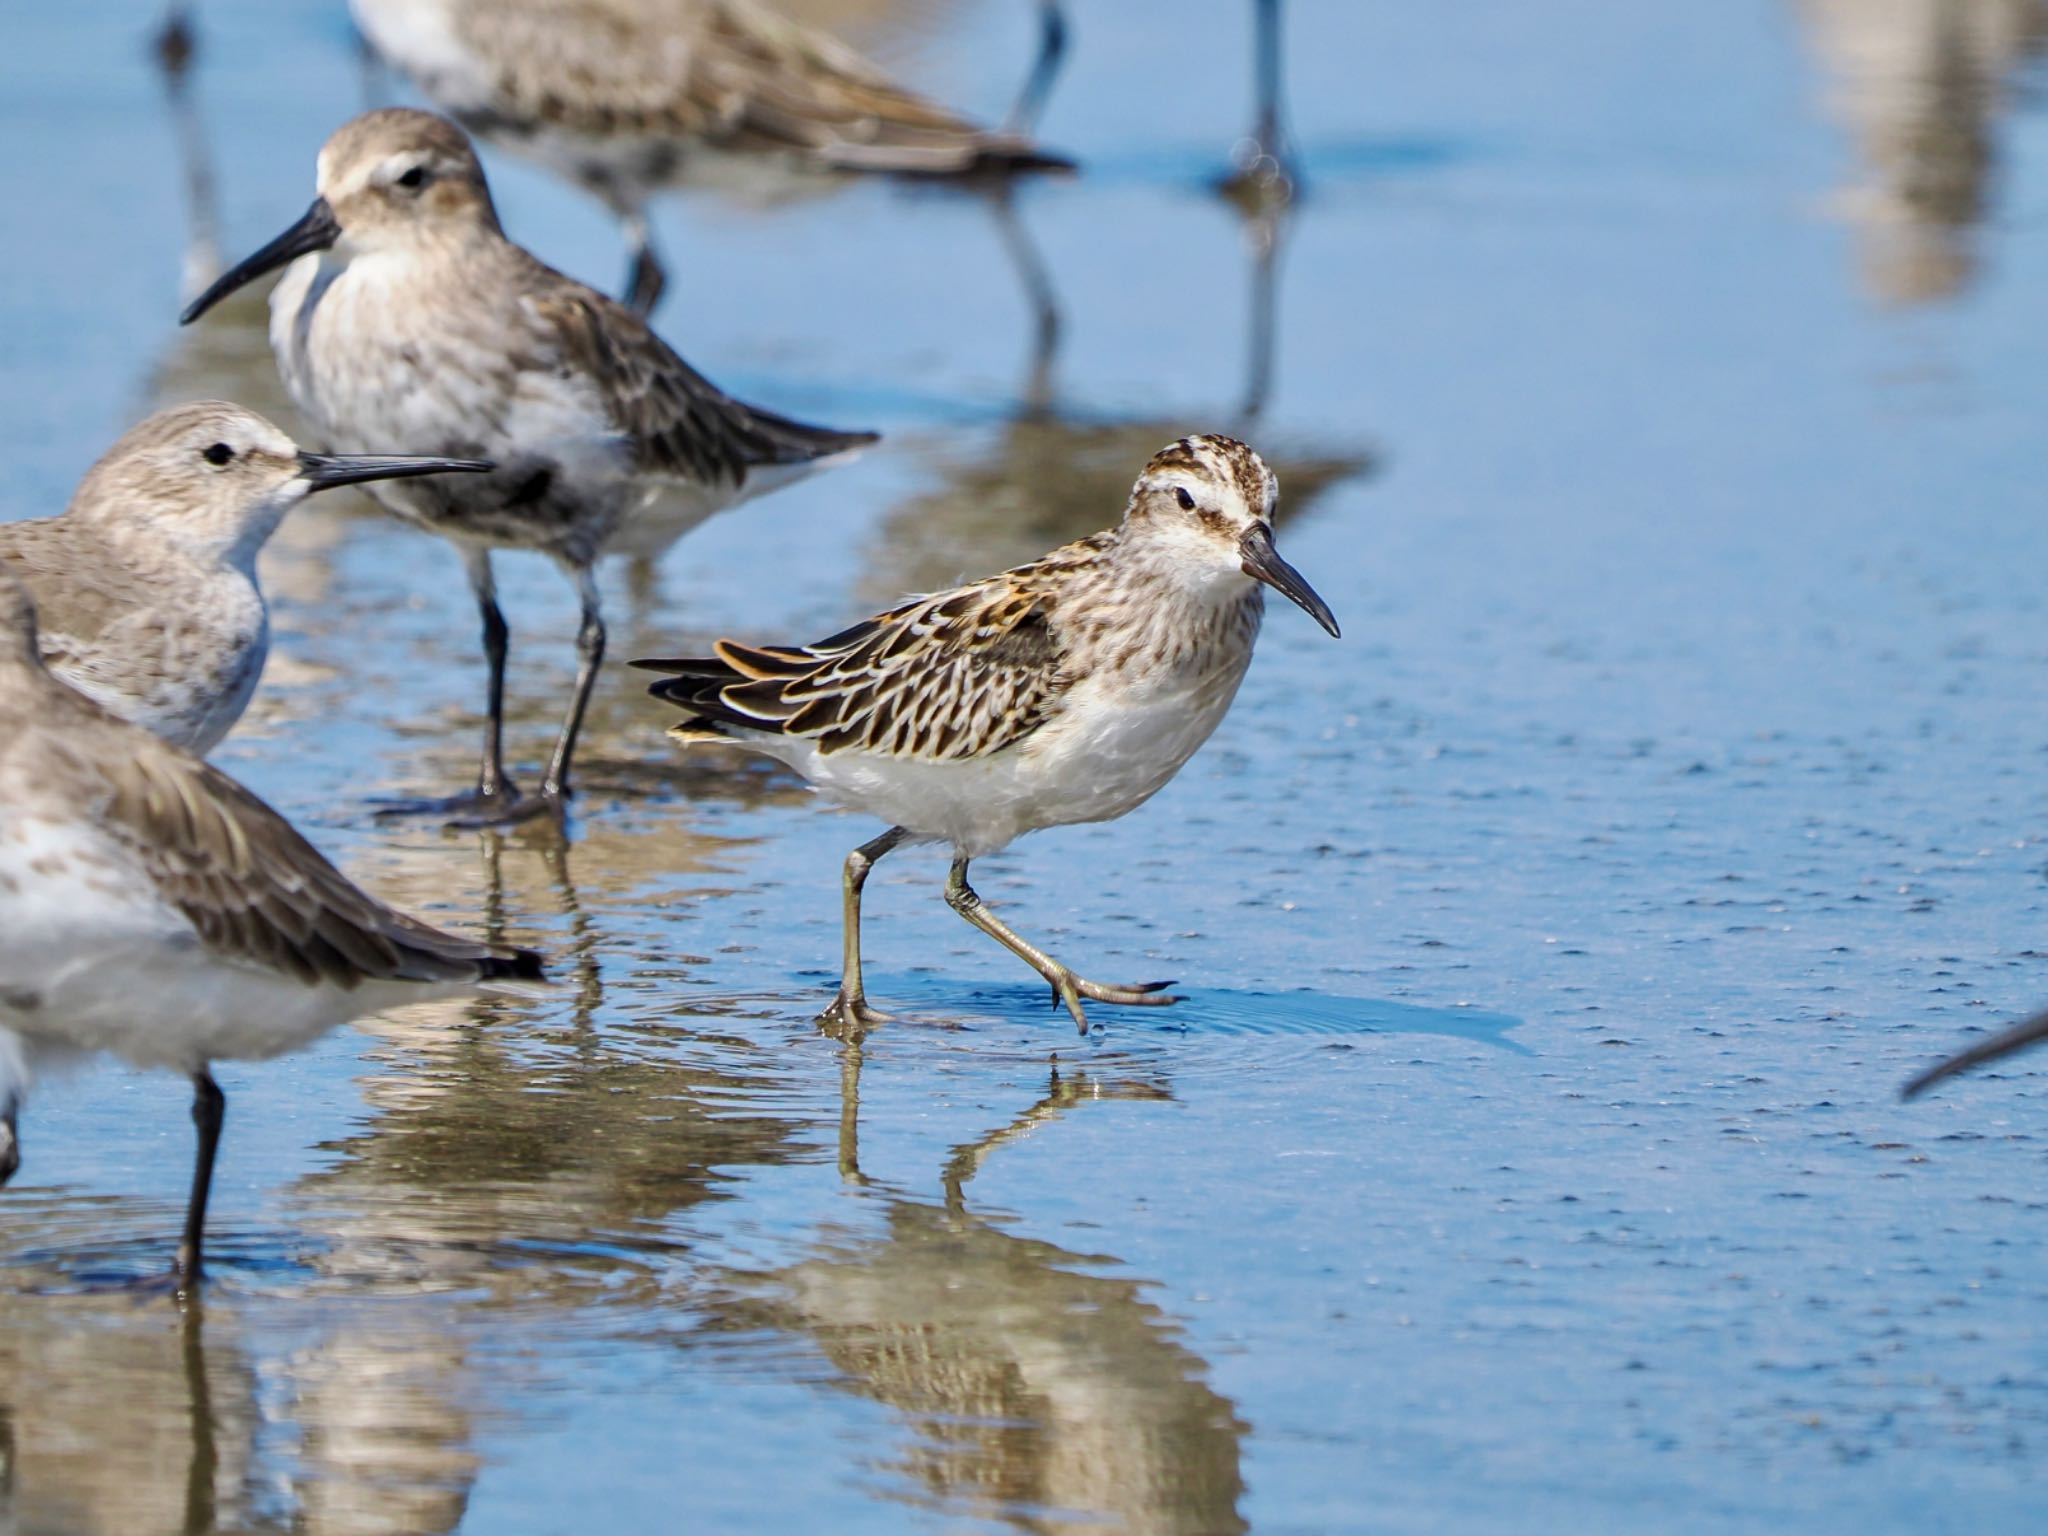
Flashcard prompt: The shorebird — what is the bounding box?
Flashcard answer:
[0,402,488,756]
[1903,1004,2048,1099]
[637,434,1339,1032]
[350,0,1073,313]
[179,107,877,826]
[0,575,545,1293]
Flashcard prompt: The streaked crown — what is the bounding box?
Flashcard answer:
[1127,434,1278,538]
[318,108,500,241]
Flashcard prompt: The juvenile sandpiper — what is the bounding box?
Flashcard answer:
[637,434,1339,1032]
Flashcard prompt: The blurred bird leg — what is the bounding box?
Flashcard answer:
[1007,0,1070,134]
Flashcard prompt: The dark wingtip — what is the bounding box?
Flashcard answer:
[970,143,1078,177]
[484,947,548,984]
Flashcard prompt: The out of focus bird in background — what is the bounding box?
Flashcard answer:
[351,0,1073,313]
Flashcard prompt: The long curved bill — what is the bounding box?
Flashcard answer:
[179,197,340,325]
[1239,524,1340,638]
[1903,1004,2048,1099]
[296,451,495,491]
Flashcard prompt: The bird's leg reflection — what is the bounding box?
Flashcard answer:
[1007,0,1070,135]
[541,838,605,1032]
[985,188,1062,418]
[764,1046,1243,1533]
[942,1064,1171,1215]
[832,1035,871,1186]
[178,1301,219,1536]
[475,830,604,1030]
[1235,194,1287,425]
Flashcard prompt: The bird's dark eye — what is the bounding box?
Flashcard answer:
[203,442,235,466]
[1175,486,1196,511]
[396,165,427,190]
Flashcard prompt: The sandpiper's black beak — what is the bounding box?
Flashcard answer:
[1903,1004,2048,1100]
[180,197,340,324]
[1240,524,1339,638]
[295,451,494,490]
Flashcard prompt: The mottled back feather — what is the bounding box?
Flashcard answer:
[18,684,544,991]
[639,533,1118,761]
[439,0,1069,176]
[523,256,878,481]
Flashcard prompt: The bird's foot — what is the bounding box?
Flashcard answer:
[153,3,195,76]
[446,785,568,831]
[624,250,665,317]
[1045,969,1181,1033]
[371,782,563,830]
[817,991,892,1040]
[1218,141,1296,215]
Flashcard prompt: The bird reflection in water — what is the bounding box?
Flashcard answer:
[0,1295,269,1536]
[719,1033,1250,1534]
[1798,0,2048,303]
[866,189,1370,605]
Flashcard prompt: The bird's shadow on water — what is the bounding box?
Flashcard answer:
[776,971,1529,1055]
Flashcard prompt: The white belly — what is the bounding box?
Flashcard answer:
[0,817,443,1080]
[754,659,1251,858]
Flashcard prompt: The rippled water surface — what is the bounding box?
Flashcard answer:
[4,1,2048,1531]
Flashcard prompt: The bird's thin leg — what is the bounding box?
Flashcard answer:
[153,2,195,75]
[943,858,1179,1034]
[376,549,541,824]
[173,1069,225,1294]
[539,563,606,811]
[1252,0,1286,171]
[820,826,909,1034]
[1223,0,1296,205]
[621,206,666,317]
[471,546,518,803]
[0,1092,19,1188]
[1005,0,1069,135]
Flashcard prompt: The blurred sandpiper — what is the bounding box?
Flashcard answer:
[350,0,1073,312]
[0,574,545,1293]
[180,108,878,825]
[0,402,489,755]
[637,434,1339,1032]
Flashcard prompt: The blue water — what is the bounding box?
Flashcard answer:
[1,1,2046,1531]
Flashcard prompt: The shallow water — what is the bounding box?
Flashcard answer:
[3,1,2048,1531]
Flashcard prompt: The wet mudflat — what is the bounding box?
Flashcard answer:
[2,1,2047,1531]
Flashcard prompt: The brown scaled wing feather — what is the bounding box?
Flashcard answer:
[93,741,542,988]
[527,275,878,484]
[462,0,1061,176]
[641,580,1067,762]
